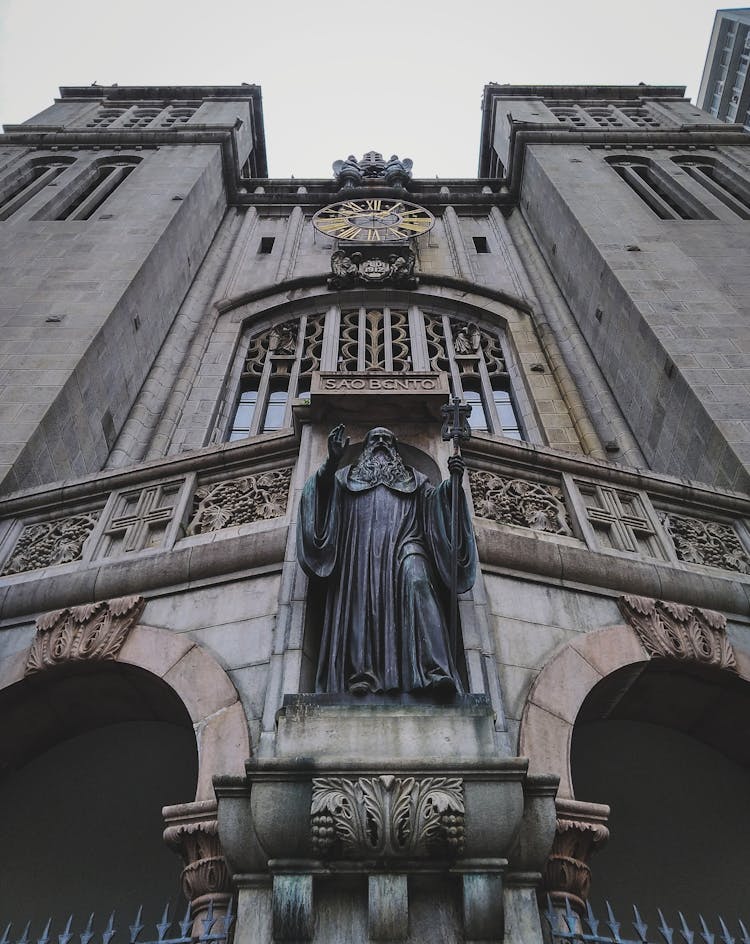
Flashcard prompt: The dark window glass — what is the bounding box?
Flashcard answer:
[228,389,258,441]
[493,389,522,439]
[262,390,287,431]
[464,389,488,432]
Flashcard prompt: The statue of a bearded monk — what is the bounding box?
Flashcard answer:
[297,425,476,696]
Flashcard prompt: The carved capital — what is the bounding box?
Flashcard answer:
[25,595,145,675]
[163,800,232,912]
[311,775,464,859]
[618,594,735,670]
[543,798,610,912]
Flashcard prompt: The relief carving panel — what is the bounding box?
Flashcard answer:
[469,469,572,535]
[187,468,292,535]
[1,512,100,575]
[659,511,750,574]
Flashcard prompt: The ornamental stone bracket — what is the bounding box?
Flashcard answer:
[543,798,610,913]
[163,799,233,929]
[618,594,736,670]
[25,595,145,675]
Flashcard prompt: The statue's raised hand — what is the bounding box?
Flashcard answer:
[327,424,350,471]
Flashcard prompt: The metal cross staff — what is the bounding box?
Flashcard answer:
[441,396,472,662]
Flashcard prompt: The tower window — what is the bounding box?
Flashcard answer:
[0,157,75,221]
[259,236,275,254]
[472,236,490,253]
[671,156,750,220]
[606,156,715,221]
[35,158,142,222]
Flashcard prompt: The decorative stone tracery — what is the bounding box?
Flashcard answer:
[618,594,736,670]
[187,468,293,534]
[311,775,465,858]
[469,469,572,535]
[25,594,145,675]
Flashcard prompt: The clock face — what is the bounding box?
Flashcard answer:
[312,198,434,242]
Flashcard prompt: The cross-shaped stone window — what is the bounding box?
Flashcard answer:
[575,481,665,558]
[100,482,182,556]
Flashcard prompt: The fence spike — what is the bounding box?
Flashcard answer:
[156,904,170,943]
[79,913,94,944]
[129,906,144,944]
[657,908,675,944]
[101,913,115,944]
[201,899,216,938]
[37,918,52,944]
[738,919,750,944]
[606,901,623,943]
[18,921,31,944]
[178,904,191,939]
[57,916,73,944]
[679,911,696,944]
[719,915,736,944]
[699,914,716,944]
[633,903,649,941]
[0,922,10,944]
[221,898,235,936]
[563,896,579,934]
[586,900,601,935]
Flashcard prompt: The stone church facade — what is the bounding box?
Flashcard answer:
[0,83,749,942]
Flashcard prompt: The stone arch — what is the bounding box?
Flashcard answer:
[0,616,249,802]
[519,620,750,798]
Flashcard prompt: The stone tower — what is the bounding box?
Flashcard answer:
[0,83,748,942]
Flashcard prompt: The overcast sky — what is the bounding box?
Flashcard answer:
[0,0,731,178]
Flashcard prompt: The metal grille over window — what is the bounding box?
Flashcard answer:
[424,315,523,439]
[337,308,411,373]
[228,313,325,440]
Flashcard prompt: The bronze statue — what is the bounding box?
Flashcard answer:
[297,426,476,697]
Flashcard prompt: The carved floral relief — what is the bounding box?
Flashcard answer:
[469,469,572,536]
[187,468,293,535]
[618,594,736,670]
[659,511,750,574]
[1,512,100,575]
[25,594,145,675]
[311,775,464,858]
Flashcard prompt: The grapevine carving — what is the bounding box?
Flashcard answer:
[469,469,572,535]
[187,468,292,534]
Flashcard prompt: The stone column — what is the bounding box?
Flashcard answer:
[543,798,610,914]
[163,799,233,933]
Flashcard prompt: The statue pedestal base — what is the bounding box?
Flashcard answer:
[216,697,559,942]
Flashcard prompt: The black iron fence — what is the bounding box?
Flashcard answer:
[0,901,233,944]
[546,898,750,944]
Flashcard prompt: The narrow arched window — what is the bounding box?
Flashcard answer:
[0,157,75,221]
[671,156,750,220]
[36,157,142,222]
[607,156,715,221]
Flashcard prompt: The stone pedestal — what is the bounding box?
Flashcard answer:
[216,697,558,943]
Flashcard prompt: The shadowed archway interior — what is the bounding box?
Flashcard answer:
[572,660,750,925]
[0,662,198,929]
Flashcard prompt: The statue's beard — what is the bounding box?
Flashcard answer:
[350,445,411,487]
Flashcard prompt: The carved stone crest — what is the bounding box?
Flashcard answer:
[618,594,736,670]
[328,246,417,289]
[25,595,145,675]
[469,470,572,536]
[311,775,464,858]
[333,152,413,189]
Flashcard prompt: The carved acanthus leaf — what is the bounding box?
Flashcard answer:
[163,805,231,902]
[2,512,100,575]
[25,595,145,675]
[469,470,572,536]
[618,594,735,670]
[187,468,292,535]
[311,775,464,859]
[660,511,750,574]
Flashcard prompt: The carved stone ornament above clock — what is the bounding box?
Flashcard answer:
[312,197,435,243]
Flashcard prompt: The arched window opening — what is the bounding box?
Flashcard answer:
[122,108,163,129]
[0,662,197,926]
[43,158,142,222]
[0,157,75,221]
[672,156,750,219]
[228,312,324,441]
[572,661,750,924]
[607,156,715,221]
[226,307,525,442]
[85,108,128,128]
